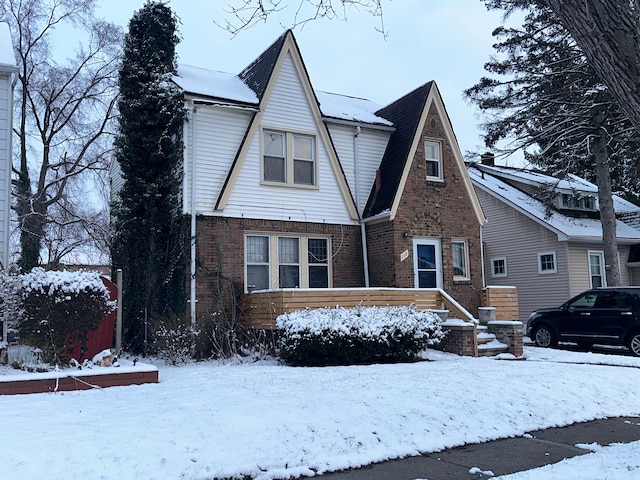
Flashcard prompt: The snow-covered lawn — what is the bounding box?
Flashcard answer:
[1,346,639,480]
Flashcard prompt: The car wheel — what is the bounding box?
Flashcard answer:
[628,332,640,357]
[533,325,557,348]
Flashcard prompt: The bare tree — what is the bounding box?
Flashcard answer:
[223,0,640,139]
[1,0,121,271]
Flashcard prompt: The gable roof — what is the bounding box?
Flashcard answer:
[365,83,433,217]
[364,82,485,226]
[211,29,359,220]
[469,163,640,243]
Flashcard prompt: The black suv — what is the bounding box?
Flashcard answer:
[527,287,640,356]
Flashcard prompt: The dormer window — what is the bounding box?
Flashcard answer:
[560,193,595,211]
[262,129,317,187]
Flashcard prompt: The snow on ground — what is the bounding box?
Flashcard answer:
[1,346,639,480]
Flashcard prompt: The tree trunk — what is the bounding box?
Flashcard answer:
[544,0,640,135]
[593,126,621,286]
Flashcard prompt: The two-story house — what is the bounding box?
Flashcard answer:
[115,30,487,326]
[468,157,640,323]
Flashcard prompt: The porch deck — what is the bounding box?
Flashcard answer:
[241,287,475,330]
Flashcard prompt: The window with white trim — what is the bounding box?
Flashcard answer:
[244,234,331,292]
[588,250,606,288]
[537,251,557,274]
[491,257,507,277]
[452,239,470,281]
[263,129,316,186]
[424,140,442,179]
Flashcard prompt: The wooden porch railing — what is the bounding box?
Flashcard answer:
[241,287,475,330]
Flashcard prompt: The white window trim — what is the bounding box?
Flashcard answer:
[424,139,443,181]
[261,127,318,189]
[244,233,331,292]
[491,256,508,278]
[452,239,471,281]
[537,251,557,274]
[588,250,607,288]
[412,238,442,288]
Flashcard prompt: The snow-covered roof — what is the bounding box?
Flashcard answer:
[174,64,259,105]
[477,164,599,193]
[0,23,18,71]
[173,64,393,127]
[316,91,394,127]
[469,166,640,243]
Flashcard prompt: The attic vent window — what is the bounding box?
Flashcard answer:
[560,193,596,211]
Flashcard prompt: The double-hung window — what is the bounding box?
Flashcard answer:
[246,235,270,292]
[452,239,470,281]
[424,140,442,179]
[278,237,300,288]
[263,129,316,186]
[308,238,329,287]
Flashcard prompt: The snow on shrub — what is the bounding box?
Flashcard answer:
[16,268,116,365]
[277,304,445,366]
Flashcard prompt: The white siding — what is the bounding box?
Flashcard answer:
[328,124,390,215]
[223,53,356,224]
[183,105,252,215]
[109,158,124,201]
[0,73,11,268]
[478,188,571,322]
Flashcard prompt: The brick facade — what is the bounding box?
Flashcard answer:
[365,103,483,316]
[194,216,364,316]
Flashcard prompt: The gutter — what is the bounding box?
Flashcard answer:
[189,103,198,348]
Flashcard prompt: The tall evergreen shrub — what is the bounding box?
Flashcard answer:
[111,2,188,353]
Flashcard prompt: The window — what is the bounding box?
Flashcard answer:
[424,140,442,179]
[278,237,300,288]
[538,251,557,274]
[588,251,606,288]
[263,129,316,186]
[308,238,329,287]
[452,240,470,281]
[244,234,331,291]
[246,235,270,292]
[560,193,596,211]
[491,257,507,278]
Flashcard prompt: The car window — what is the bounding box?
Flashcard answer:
[595,291,633,309]
[568,292,597,309]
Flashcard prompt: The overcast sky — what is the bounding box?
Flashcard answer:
[97,0,523,165]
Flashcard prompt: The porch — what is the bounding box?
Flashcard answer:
[241,286,522,357]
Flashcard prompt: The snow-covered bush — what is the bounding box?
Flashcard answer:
[152,312,198,365]
[277,304,445,366]
[16,268,116,365]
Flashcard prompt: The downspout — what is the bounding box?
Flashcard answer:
[190,104,198,343]
[354,125,370,287]
[480,225,486,288]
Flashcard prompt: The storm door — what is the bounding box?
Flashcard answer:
[413,239,442,288]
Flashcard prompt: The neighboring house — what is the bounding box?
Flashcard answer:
[0,23,18,272]
[468,157,640,323]
[113,30,486,321]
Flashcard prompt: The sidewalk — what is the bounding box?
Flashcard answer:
[318,416,640,479]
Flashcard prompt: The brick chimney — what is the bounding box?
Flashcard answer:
[480,152,495,166]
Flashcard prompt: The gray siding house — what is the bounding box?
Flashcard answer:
[0,23,18,271]
[468,160,640,323]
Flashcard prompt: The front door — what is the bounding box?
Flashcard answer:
[413,239,442,288]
